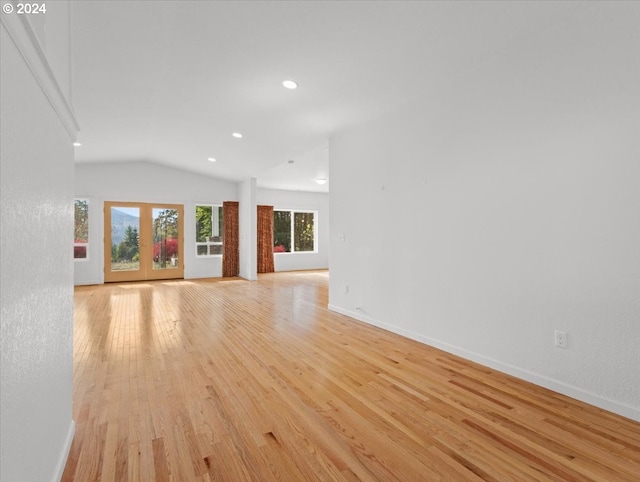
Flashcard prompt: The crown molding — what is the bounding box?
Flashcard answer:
[1,8,79,139]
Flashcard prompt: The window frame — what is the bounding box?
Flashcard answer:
[273,209,318,254]
[74,198,90,262]
[195,204,223,257]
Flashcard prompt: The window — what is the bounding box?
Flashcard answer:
[74,198,89,260]
[273,210,316,253]
[195,205,223,256]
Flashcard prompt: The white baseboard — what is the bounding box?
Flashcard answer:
[74,279,101,286]
[328,304,640,422]
[52,420,75,482]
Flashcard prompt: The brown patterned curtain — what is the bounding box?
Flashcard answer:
[257,205,275,273]
[222,201,239,277]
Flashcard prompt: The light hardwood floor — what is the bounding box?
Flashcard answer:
[62,271,639,481]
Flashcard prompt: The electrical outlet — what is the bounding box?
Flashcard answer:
[554,330,568,348]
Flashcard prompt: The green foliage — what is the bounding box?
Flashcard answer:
[124,225,139,246]
[196,205,212,242]
[74,199,89,242]
[196,205,223,243]
[215,207,223,241]
[273,211,315,253]
[153,209,178,243]
[113,225,139,262]
[273,211,291,252]
[294,212,314,252]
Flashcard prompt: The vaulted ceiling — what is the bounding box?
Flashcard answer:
[71,1,592,192]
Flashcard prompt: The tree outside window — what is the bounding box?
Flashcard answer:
[273,211,291,252]
[196,205,223,256]
[153,208,179,268]
[294,212,314,252]
[74,199,89,260]
[273,210,316,253]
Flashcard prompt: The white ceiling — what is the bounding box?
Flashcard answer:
[71,1,592,193]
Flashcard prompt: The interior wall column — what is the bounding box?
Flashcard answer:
[238,178,257,280]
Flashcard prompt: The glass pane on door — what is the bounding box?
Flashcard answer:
[152,207,179,271]
[110,206,140,271]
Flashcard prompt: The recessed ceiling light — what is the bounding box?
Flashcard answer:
[315,178,328,185]
[283,80,298,89]
[73,142,81,147]
[232,132,243,138]
[207,157,216,162]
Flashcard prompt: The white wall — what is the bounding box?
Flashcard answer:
[1,4,77,480]
[257,188,329,271]
[44,1,72,103]
[74,161,238,284]
[329,4,640,421]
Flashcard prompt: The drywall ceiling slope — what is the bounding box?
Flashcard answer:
[71,1,592,192]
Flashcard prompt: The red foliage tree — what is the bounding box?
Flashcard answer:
[153,238,178,262]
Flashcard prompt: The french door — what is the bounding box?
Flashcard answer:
[104,202,184,282]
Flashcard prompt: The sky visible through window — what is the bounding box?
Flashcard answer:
[113,207,139,217]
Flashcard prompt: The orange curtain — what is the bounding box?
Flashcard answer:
[257,205,275,273]
[222,201,239,277]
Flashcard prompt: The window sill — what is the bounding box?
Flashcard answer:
[274,251,318,255]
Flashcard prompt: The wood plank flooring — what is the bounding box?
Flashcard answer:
[62,271,640,481]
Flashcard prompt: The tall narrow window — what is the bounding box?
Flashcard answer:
[195,205,223,256]
[273,210,291,252]
[294,212,315,252]
[74,198,89,260]
[273,210,316,253]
